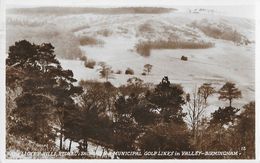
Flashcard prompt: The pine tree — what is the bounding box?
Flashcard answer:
[6,40,82,146]
[210,106,239,127]
[146,76,186,123]
[218,82,242,107]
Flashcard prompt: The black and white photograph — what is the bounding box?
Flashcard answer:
[2,0,258,160]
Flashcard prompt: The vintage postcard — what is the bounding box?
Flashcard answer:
[2,0,258,160]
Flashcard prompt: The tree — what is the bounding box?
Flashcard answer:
[6,40,39,69]
[97,62,113,82]
[205,106,239,153]
[235,102,255,159]
[218,82,241,107]
[143,64,153,75]
[138,122,191,158]
[210,106,239,127]
[146,76,186,123]
[198,83,215,104]
[124,77,148,95]
[74,80,117,153]
[6,40,82,148]
[113,94,141,155]
[185,87,207,146]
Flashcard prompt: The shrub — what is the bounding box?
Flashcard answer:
[141,72,146,76]
[78,36,104,46]
[138,23,154,33]
[84,59,96,69]
[80,55,87,61]
[135,40,214,57]
[125,68,134,75]
[135,41,151,57]
[115,70,122,74]
[181,56,188,61]
[96,29,112,37]
[192,21,246,44]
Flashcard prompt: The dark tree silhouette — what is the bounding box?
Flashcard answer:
[198,83,215,104]
[97,62,113,82]
[146,76,186,123]
[138,122,191,158]
[210,106,239,127]
[218,82,241,107]
[73,81,116,154]
[113,94,141,155]
[236,102,255,159]
[6,40,82,147]
[143,64,153,75]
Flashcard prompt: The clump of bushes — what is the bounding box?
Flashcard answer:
[191,21,248,44]
[84,59,96,69]
[96,29,112,37]
[78,35,104,46]
[80,55,87,61]
[125,68,134,75]
[181,56,188,61]
[135,40,214,56]
[138,23,154,34]
[115,70,122,74]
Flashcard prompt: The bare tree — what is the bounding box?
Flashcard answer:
[185,87,208,146]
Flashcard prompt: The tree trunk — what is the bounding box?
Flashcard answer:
[59,129,63,151]
[94,145,99,158]
[69,139,72,152]
[101,148,105,158]
[229,99,232,107]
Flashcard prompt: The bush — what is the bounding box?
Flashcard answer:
[96,29,112,37]
[135,41,151,57]
[181,56,188,61]
[135,40,214,57]
[84,59,96,69]
[192,21,246,44]
[141,72,146,76]
[80,55,87,61]
[125,68,134,75]
[115,70,122,74]
[138,23,154,33]
[78,36,104,46]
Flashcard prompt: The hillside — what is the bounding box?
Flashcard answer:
[6,7,255,109]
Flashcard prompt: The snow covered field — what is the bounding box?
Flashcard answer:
[7,6,255,112]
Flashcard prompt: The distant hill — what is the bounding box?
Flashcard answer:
[7,7,175,15]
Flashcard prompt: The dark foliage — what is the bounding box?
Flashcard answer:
[181,56,188,61]
[218,82,242,107]
[125,67,134,75]
[6,40,82,146]
[146,76,186,123]
[135,40,214,56]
